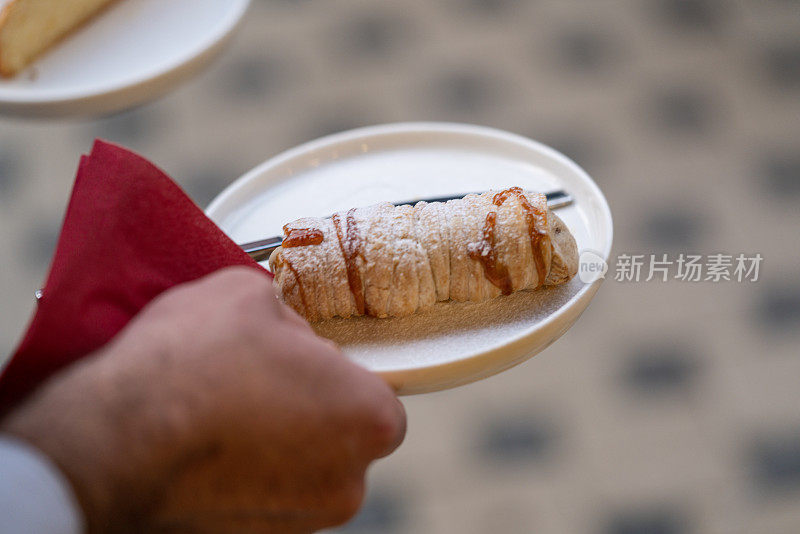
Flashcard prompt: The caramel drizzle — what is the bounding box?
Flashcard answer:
[280,226,322,317]
[468,211,513,295]
[492,187,549,287]
[282,227,324,248]
[332,208,367,315]
[282,257,309,316]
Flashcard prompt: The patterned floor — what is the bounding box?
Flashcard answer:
[1,1,800,532]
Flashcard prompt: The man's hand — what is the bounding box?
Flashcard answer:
[1,267,406,533]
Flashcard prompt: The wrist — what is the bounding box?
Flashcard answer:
[0,344,156,533]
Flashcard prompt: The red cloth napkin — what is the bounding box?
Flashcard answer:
[0,140,267,414]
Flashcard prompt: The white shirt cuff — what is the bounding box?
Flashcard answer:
[0,435,85,534]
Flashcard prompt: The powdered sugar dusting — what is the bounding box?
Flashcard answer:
[313,276,584,371]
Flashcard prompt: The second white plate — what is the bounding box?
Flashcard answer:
[207,122,613,394]
[0,0,250,117]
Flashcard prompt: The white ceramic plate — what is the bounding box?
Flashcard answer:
[207,123,613,394]
[0,0,250,117]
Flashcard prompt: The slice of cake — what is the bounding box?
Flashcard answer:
[0,0,116,77]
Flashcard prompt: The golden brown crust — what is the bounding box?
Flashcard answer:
[0,0,120,78]
[0,0,19,77]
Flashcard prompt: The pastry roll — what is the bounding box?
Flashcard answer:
[269,187,579,321]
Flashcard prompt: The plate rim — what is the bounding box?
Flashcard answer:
[207,121,614,392]
[0,0,251,115]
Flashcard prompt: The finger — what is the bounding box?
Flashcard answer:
[374,396,406,458]
[277,301,315,332]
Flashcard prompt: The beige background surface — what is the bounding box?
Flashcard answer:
[1,1,799,532]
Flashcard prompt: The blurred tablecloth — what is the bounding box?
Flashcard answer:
[1,1,798,533]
